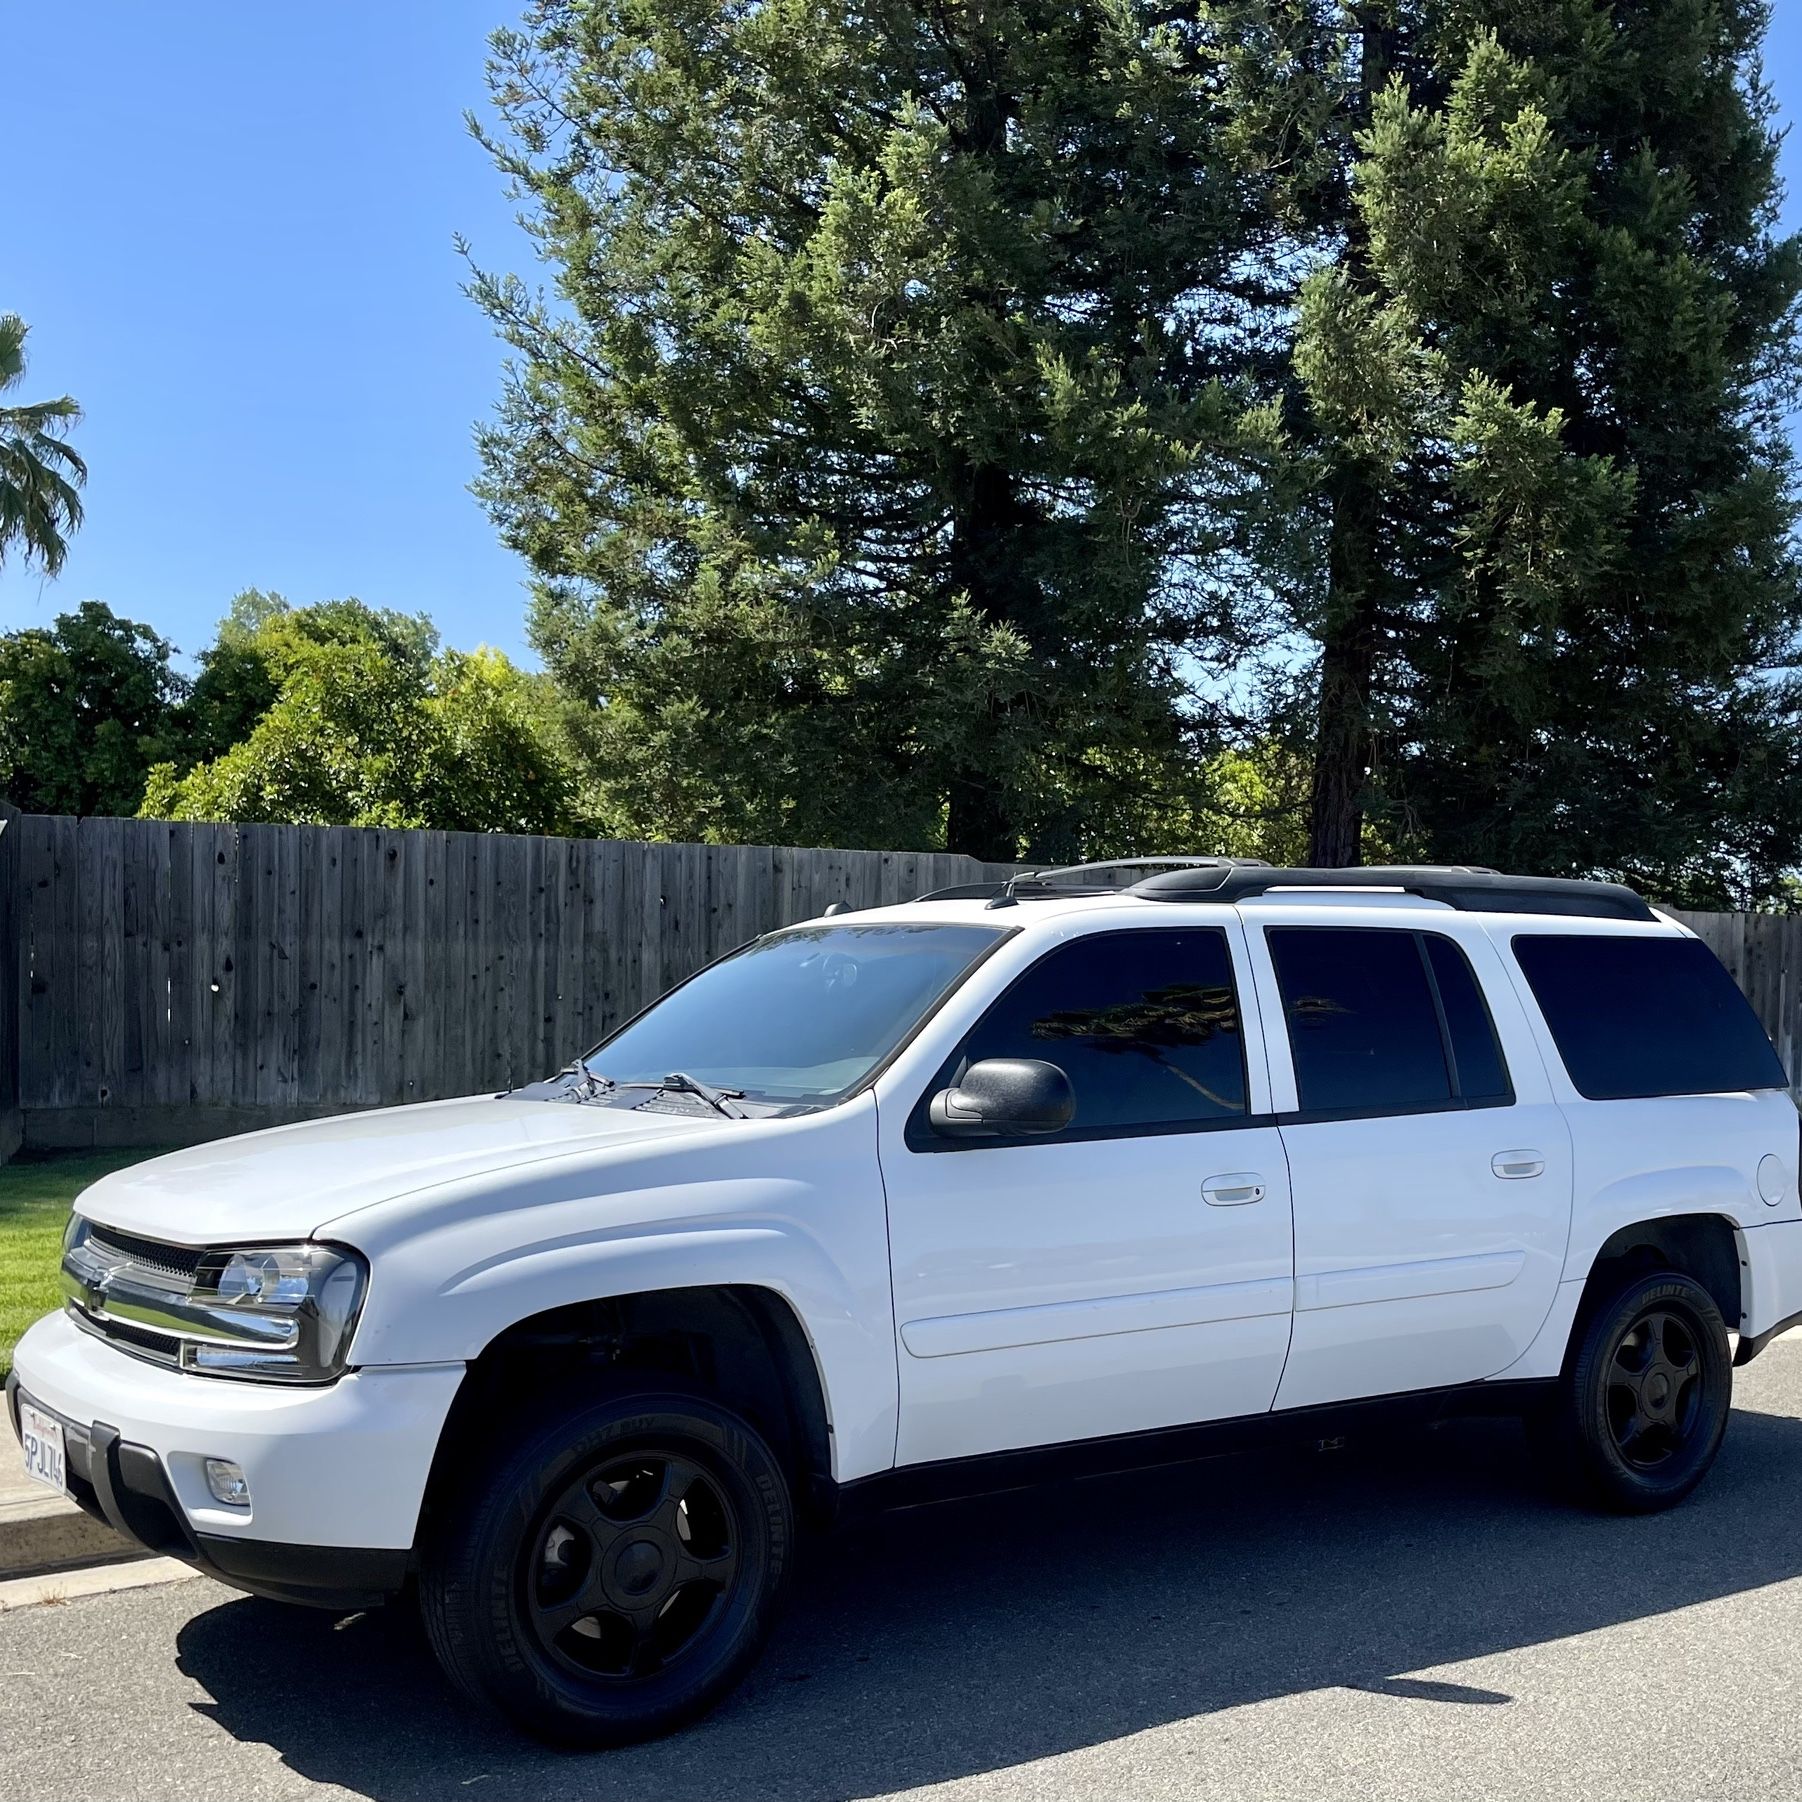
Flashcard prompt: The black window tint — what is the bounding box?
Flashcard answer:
[954,931,1247,1134]
[1425,935,1512,1103]
[1268,928,1451,1114]
[1512,934,1787,1100]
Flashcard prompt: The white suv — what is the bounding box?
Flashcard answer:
[12,860,1802,1744]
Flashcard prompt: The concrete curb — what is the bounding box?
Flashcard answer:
[0,1486,143,1582]
[0,1556,195,1611]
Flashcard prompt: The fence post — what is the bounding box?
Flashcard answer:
[0,798,19,1163]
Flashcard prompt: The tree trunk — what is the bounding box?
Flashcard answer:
[946,775,1017,863]
[944,456,1034,863]
[1308,468,1380,866]
[1306,7,1393,869]
[940,48,1029,867]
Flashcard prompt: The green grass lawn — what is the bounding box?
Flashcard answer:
[0,1150,156,1379]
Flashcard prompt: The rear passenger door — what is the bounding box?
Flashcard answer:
[1240,907,1573,1410]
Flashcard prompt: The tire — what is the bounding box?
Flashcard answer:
[1545,1270,1733,1513]
[419,1389,794,1746]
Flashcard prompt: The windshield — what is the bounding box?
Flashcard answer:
[561,921,1007,1110]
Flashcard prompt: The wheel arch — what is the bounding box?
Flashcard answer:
[418,1282,837,1538]
[1565,1213,1744,1371]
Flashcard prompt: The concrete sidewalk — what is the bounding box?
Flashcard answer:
[0,1412,138,1580]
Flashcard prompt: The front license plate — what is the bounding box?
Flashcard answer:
[18,1401,67,1496]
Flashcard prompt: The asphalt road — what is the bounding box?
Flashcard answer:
[9,1346,1802,1802]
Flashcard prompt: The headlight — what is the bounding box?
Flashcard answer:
[62,1223,369,1385]
[192,1244,369,1381]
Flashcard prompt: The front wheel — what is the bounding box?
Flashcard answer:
[419,1390,794,1746]
[1547,1270,1733,1513]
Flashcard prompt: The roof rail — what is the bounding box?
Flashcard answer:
[962,856,1271,910]
[913,856,1264,907]
[910,881,1017,903]
[1129,864,1657,921]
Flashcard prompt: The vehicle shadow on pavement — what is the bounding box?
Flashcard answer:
[177,1405,1802,1801]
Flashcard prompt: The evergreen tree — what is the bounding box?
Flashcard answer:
[1285,1,1802,900]
[469,0,1280,859]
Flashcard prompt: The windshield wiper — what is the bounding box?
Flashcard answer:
[558,1067,747,1118]
[557,1054,616,1100]
[650,1071,746,1118]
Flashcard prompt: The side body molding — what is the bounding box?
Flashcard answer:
[900,1276,1293,1360]
[1296,1250,1526,1313]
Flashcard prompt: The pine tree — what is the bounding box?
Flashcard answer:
[1287,0,1802,899]
[468,0,1279,859]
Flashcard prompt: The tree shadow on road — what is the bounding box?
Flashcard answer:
[177,1406,1802,1800]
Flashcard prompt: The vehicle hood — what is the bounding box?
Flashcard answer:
[71,1094,723,1245]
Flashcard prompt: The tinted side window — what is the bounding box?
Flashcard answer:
[1512,934,1787,1100]
[947,930,1248,1137]
[1425,935,1513,1104]
[1268,928,1451,1114]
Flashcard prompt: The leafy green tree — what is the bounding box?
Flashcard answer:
[1276,3,1802,900]
[176,591,288,765]
[0,314,86,575]
[470,0,1283,859]
[178,589,441,763]
[142,598,580,833]
[0,602,185,815]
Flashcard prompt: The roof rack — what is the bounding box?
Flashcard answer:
[920,856,1272,910]
[908,858,1656,922]
[910,881,1020,903]
[1129,864,1656,921]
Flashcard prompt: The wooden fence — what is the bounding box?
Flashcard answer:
[0,804,20,1161]
[0,813,1797,1153]
[3,815,1012,1151]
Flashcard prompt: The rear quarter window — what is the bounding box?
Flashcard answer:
[1511,933,1787,1100]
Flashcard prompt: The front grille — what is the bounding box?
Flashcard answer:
[86,1226,205,1286]
[66,1303,182,1368]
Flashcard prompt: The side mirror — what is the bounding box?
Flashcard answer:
[928,1058,1075,1139]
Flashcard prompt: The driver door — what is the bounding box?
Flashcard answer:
[877,920,1295,1467]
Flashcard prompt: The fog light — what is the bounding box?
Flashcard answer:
[204,1459,250,1507]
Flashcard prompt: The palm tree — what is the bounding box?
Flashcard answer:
[0,314,86,575]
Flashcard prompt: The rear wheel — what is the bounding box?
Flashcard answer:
[1546,1270,1732,1513]
[419,1390,793,1746]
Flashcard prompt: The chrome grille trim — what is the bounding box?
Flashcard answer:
[62,1225,299,1354]
[64,1300,183,1369]
[84,1225,205,1285]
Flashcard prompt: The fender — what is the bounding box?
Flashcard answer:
[317,1095,899,1483]
[1561,1164,1760,1283]
[1505,1211,1751,1382]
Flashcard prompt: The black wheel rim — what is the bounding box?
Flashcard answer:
[1605,1307,1706,1470]
[522,1450,742,1683]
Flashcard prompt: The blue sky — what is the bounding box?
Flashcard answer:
[0,2,531,663]
[3,2,1801,672]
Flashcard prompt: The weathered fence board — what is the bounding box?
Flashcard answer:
[8,816,1014,1149]
[0,803,19,1160]
[6,813,1797,1155]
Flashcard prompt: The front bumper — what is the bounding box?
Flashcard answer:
[9,1310,463,1608]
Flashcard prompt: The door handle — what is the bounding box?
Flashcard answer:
[1202,1173,1266,1206]
[1492,1151,1546,1181]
